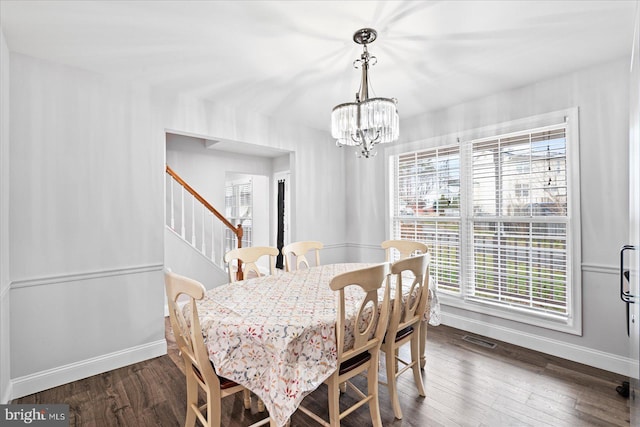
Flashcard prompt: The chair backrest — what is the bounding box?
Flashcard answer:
[381,239,428,262]
[224,246,279,282]
[164,271,222,390]
[330,263,391,362]
[388,253,431,336]
[282,240,323,272]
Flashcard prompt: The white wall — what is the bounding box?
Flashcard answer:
[347,58,633,375]
[164,227,228,289]
[9,53,166,397]
[273,153,291,174]
[7,51,348,398]
[0,25,12,404]
[250,175,270,248]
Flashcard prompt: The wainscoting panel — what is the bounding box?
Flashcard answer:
[9,265,166,399]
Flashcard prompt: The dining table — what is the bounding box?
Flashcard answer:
[187,262,436,426]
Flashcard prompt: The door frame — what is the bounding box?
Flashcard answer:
[628,3,640,424]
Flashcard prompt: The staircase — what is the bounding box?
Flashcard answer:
[165,165,244,286]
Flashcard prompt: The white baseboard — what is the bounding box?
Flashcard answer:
[1,380,11,404]
[10,339,167,400]
[441,312,636,377]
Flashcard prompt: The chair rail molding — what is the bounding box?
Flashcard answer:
[581,262,618,275]
[0,281,9,298]
[9,263,164,290]
[345,242,385,251]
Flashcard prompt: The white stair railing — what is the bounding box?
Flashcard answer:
[165,165,244,272]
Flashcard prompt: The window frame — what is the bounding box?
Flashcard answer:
[385,108,582,335]
[224,179,253,252]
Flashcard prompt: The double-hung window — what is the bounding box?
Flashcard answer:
[224,180,253,252]
[389,110,581,333]
[392,147,461,294]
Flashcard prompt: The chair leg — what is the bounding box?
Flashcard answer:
[207,388,222,427]
[327,376,341,427]
[419,320,428,369]
[394,348,400,372]
[410,334,426,397]
[385,346,403,419]
[368,354,383,427]
[243,389,252,410]
[185,374,198,427]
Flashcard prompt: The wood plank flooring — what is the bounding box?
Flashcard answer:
[13,320,631,426]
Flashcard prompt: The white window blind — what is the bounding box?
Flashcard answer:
[224,180,253,251]
[391,147,461,293]
[466,125,569,317]
[389,114,578,328]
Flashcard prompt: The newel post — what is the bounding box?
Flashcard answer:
[236,224,244,281]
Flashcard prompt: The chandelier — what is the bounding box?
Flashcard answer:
[331,28,399,158]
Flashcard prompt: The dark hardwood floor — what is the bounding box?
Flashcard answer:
[13,320,631,426]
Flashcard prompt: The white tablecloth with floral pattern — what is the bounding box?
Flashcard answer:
[191,263,370,426]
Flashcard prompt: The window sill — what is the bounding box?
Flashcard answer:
[436,292,582,336]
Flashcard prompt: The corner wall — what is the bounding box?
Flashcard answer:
[0,25,12,404]
[9,53,166,398]
[7,50,349,399]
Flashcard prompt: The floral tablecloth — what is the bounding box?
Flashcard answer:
[191,263,370,426]
[187,263,440,426]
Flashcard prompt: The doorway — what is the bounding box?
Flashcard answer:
[274,171,290,270]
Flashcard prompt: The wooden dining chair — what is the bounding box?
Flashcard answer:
[381,239,428,262]
[281,240,323,272]
[224,246,279,282]
[298,263,391,427]
[379,253,431,419]
[382,239,431,370]
[164,271,269,427]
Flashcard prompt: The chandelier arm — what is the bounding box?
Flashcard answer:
[370,130,381,144]
[358,141,377,159]
[364,139,371,153]
[348,128,383,147]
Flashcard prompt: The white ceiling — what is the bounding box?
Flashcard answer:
[1,1,637,133]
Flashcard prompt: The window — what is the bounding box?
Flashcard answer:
[224,180,253,252]
[389,111,580,332]
[467,126,569,317]
[392,147,461,293]
[514,183,529,199]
